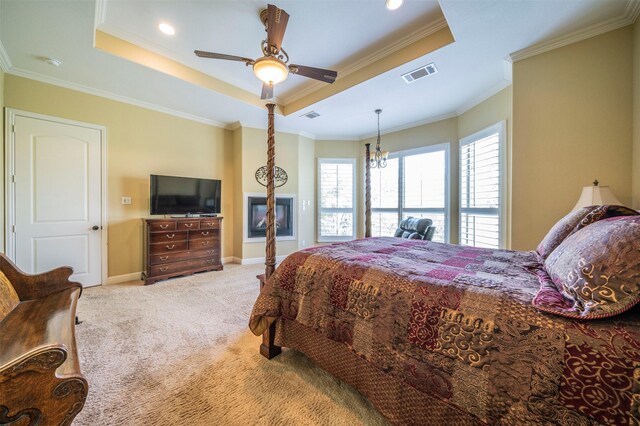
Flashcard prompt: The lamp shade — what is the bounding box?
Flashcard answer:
[572,184,621,211]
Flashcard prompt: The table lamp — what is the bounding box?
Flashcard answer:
[572,179,622,211]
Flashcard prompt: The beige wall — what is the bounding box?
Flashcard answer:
[297,135,315,249]
[3,74,234,278]
[232,127,243,260]
[458,86,512,140]
[512,26,633,250]
[633,19,640,209]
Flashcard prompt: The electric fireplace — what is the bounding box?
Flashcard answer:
[246,195,294,239]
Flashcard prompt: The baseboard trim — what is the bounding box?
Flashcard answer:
[240,255,287,265]
[106,272,143,285]
[104,256,283,282]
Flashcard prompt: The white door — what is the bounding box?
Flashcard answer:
[11,114,103,287]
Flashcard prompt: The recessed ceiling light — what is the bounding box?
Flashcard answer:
[158,23,175,36]
[386,0,403,10]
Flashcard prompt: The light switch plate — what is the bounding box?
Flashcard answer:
[121,196,132,205]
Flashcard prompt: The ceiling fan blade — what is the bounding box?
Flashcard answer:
[289,64,337,84]
[266,4,289,53]
[194,50,254,64]
[261,83,274,100]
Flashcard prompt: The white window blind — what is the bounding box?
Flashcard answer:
[318,158,356,241]
[370,144,449,242]
[459,122,505,248]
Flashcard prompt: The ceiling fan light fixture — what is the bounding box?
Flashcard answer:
[253,56,289,84]
[386,0,403,10]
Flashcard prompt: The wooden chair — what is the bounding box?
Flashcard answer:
[0,254,87,425]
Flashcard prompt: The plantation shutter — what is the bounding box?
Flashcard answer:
[460,128,502,248]
[318,159,356,241]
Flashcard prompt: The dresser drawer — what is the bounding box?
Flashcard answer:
[150,248,219,265]
[200,219,220,229]
[149,230,188,244]
[148,221,176,232]
[189,229,218,240]
[149,240,188,254]
[189,237,217,250]
[177,220,200,230]
[190,257,220,269]
[149,260,191,277]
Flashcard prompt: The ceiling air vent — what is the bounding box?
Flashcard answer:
[301,111,320,119]
[402,63,437,84]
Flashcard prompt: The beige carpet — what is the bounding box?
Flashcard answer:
[74,264,389,425]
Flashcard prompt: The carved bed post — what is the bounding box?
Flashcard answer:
[265,103,277,280]
[365,143,372,238]
[260,103,281,359]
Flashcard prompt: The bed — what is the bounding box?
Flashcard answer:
[250,206,640,425]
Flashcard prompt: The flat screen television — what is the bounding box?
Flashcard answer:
[150,174,221,216]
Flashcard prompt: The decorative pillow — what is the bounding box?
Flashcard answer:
[538,216,640,319]
[536,205,638,259]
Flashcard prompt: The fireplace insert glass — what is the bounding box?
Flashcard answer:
[248,196,293,238]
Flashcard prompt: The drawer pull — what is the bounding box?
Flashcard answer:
[204,222,213,227]
[201,241,210,246]
[160,224,169,229]
[205,259,214,263]
[185,224,193,228]
[160,266,169,272]
[201,231,210,236]
[160,256,169,261]
[166,234,175,239]
[166,244,175,250]
[207,250,214,254]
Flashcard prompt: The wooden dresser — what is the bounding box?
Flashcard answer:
[143,217,223,285]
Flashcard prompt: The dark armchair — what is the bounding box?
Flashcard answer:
[394,216,436,241]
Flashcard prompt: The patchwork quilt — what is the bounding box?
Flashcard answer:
[249,237,640,425]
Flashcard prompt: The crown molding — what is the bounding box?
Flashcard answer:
[510,10,637,62]
[94,0,108,28]
[0,39,12,72]
[456,80,512,116]
[626,0,640,24]
[298,131,316,140]
[281,17,449,105]
[8,67,229,128]
[229,123,322,140]
[313,134,360,142]
[502,57,512,81]
[357,111,458,141]
[227,121,242,131]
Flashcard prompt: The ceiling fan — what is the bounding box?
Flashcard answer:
[195,4,337,100]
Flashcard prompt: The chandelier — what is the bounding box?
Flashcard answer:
[370,109,389,168]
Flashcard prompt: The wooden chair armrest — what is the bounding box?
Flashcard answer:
[0,254,82,300]
[0,344,68,378]
[0,345,88,426]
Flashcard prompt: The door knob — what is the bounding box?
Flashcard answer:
[92,225,100,230]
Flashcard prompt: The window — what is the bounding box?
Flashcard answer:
[371,144,449,242]
[318,158,356,241]
[459,122,506,249]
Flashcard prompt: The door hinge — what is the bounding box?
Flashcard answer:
[11,225,15,233]
[11,175,15,183]
[11,125,15,134]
